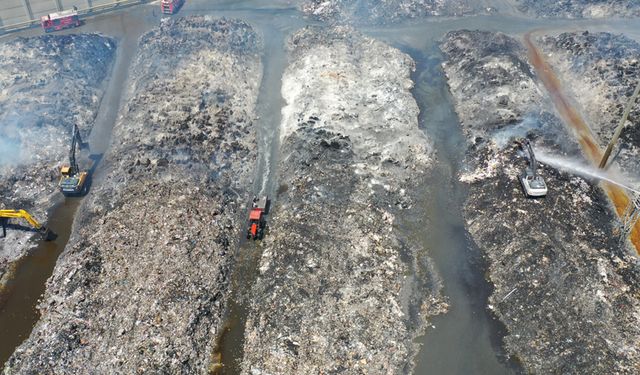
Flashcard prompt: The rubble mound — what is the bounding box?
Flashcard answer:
[283,26,431,182]
[0,34,115,287]
[241,27,445,374]
[539,31,640,179]
[516,0,640,18]
[4,17,262,374]
[300,0,491,24]
[440,30,544,140]
[441,30,640,373]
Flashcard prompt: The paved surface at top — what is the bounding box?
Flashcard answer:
[0,0,116,27]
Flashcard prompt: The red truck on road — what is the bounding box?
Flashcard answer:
[161,0,185,14]
[41,7,81,33]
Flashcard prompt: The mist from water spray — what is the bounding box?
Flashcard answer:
[0,137,22,167]
[536,149,640,194]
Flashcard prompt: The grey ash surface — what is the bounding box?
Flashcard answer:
[4,17,262,374]
[0,34,115,289]
[241,27,446,374]
[441,30,640,374]
[516,0,640,18]
[299,0,493,24]
[539,31,640,179]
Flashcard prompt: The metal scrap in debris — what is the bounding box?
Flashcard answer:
[501,287,518,302]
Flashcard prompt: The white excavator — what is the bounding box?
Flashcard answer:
[518,139,548,198]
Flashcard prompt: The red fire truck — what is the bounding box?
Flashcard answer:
[246,196,269,240]
[161,0,185,14]
[41,7,81,33]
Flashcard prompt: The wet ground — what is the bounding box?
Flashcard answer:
[407,47,515,374]
[1,1,640,372]
[0,198,80,365]
[0,4,157,367]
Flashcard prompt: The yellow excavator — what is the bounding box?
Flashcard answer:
[0,209,52,240]
[59,124,89,196]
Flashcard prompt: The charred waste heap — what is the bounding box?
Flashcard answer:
[441,30,640,373]
[5,17,262,374]
[0,34,115,286]
[516,0,640,18]
[539,31,640,177]
[300,0,489,23]
[241,27,446,374]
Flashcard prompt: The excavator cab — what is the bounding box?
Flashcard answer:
[59,124,89,196]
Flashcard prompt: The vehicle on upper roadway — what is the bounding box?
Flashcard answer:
[41,7,81,33]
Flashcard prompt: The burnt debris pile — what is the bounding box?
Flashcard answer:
[0,34,115,286]
[539,31,640,177]
[241,27,447,374]
[441,30,640,373]
[516,0,640,18]
[4,17,262,374]
[299,0,490,24]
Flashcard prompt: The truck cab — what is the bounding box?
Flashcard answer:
[41,7,80,33]
[161,0,185,14]
[247,196,269,240]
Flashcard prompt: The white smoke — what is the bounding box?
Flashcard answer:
[0,137,22,167]
[491,115,541,149]
[0,111,41,168]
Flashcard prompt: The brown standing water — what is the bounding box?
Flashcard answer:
[0,199,80,365]
[524,32,640,253]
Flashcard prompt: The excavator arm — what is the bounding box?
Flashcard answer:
[0,209,53,240]
[68,124,85,175]
[0,209,44,230]
[525,140,538,178]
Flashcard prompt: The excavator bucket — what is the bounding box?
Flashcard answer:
[40,227,56,241]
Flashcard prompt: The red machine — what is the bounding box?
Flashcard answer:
[247,196,269,240]
[161,0,185,14]
[41,7,81,33]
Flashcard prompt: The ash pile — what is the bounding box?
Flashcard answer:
[0,34,115,287]
[539,31,640,179]
[516,0,640,18]
[441,30,640,373]
[299,0,491,24]
[241,27,446,374]
[5,17,262,374]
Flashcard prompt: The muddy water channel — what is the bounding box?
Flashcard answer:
[0,5,157,367]
[2,0,640,372]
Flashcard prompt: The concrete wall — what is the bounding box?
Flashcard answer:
[0,0,128,27]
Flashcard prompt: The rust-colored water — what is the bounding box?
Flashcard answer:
[524,32,640,253]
